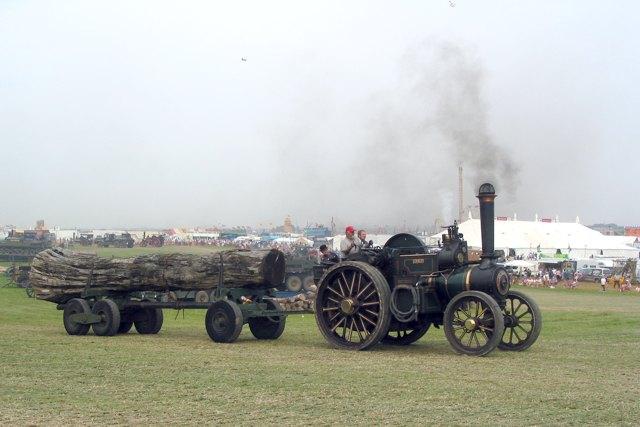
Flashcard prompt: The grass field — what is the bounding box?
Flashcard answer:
[1,251,639,425]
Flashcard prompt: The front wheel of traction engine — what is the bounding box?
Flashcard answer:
[248,300,286,340]
[443,291,504,356]
[205,300,243,343]
[314,261,391,351]
[499,290,542,351]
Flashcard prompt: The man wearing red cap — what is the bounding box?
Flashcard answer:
[340,225,361,257]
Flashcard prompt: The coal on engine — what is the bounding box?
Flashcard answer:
[313,183,542,356]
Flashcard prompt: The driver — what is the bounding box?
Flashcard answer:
[340,225,361,257]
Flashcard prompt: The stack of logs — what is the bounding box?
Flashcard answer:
[30,247,286,303]
[273,284,317,312]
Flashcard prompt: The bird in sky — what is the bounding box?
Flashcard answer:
[241,57,247,62]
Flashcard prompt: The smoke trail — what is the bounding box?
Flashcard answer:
[269,40,518,228]
[406,40,520,197]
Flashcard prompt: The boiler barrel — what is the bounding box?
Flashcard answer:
[423,265,510,301]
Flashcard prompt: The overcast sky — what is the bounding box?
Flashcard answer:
[1,1,638,230]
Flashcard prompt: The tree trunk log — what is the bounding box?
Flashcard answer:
[30,248,285,303]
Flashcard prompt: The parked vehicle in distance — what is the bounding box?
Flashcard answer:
[576,267,612,282]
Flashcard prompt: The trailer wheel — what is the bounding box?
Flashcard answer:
[63,298,91,336]
[195,290,210,303]
[302,275,315,292]
[286,275,302,292]
[249,300,286,340]
[134,308,163,334]
[118,320,134,334]
[91,299,121,337]
[205,300,243,343]
[443,291,504,356]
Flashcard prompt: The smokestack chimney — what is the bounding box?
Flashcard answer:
[458,165,463,223]
[476,183,496,258]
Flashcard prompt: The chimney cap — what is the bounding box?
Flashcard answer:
[478,183,495,196]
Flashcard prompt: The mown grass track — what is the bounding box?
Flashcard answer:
[0,254,638,425]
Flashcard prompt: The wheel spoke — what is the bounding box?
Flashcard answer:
[348,318,354,341]
[363,288,378,301]
[331,316,345,332]
[327,297,340,305]
[468,330,476,347]
[355,281,372,299]
[336,276,348,297]
[364,309,379,318]
[517,309,532,319]
[352,316,364,342]
[512,327,523,342]
[477,305,487,319]
[358,316,369,336]
[359,312,377,327]
[516,324,530,336]
[340,272,350,296]
[349,272,357,296]
[512,299,523,316]
[473,330,482,348]
[360,301,379,307]
[322,306,339,312]
[328,311,341,323]
[355,273,362,298]
[327,286,343,298]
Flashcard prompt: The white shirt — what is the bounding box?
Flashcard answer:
[340,236,361,256]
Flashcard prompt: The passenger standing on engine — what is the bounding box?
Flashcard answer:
[357,229,372,248]
[340,225,361,257]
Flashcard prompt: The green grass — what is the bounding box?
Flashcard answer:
[0,268,639,424]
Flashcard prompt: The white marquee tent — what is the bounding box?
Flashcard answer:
[428,219,640,259]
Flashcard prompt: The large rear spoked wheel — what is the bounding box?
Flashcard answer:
[382,321,430,345]
[443,291,504,356]
[499,290,542,351]
[314,261,391,350]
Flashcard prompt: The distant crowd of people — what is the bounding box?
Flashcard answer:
[513,267,638,292]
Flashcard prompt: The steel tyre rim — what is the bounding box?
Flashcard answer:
[315,262,390,350]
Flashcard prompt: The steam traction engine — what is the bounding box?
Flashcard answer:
[314,183,542,356]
